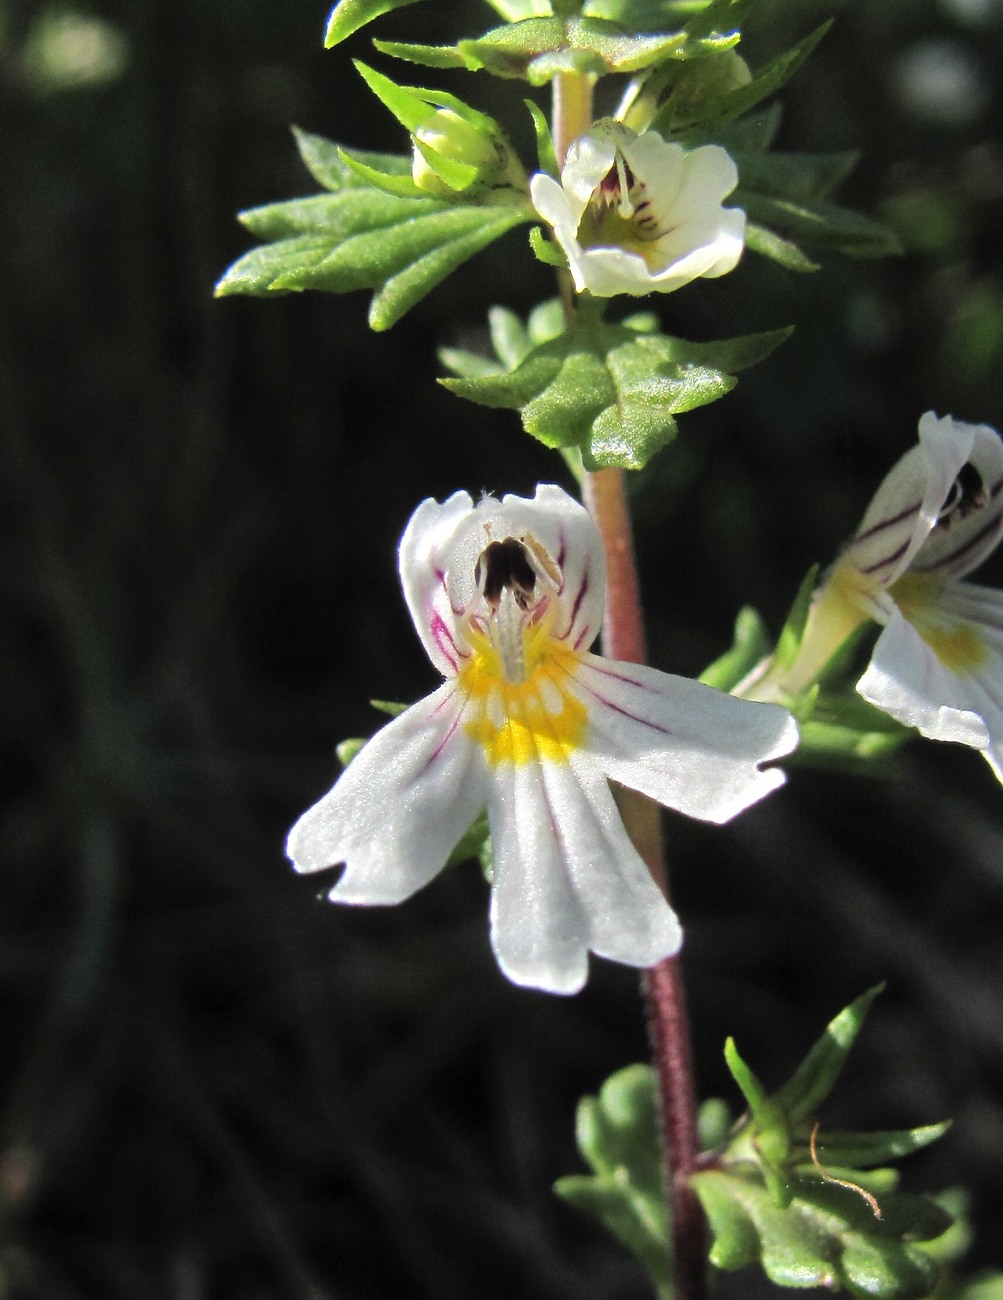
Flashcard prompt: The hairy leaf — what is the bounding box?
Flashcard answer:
[442,318,789,469]
[324,0,424,48]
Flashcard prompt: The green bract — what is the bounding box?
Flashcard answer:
[214,129,532,330]
[441,306,790,469]
[559,991,954,1299]
[373,9,741,83]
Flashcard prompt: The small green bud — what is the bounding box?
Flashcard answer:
[412,108,501,194]
[411,107,526,199]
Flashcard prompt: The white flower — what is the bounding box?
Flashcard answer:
[802,412,1003,776]
[287,485,797,994]
[529,121,746,298]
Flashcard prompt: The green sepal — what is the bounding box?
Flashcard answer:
[554,1065,671,1298]
[699,606,771,691]
[324,0,424,48]
[774,984,884,1123]
[442,318,790,470]
[802,1124,952,1171]
[774,564,820,674]
[659,21,831,135]
[337,145,426,197]
[215,126,532,330]
[529,225,567,266]
[294,126,409,192]
[354,60,498,135]
[525,98,558,177]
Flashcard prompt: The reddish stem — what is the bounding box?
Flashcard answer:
[583,467,707,1300]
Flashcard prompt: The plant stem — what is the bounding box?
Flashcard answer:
[582,469,706,1300]
[550,72,706,1298]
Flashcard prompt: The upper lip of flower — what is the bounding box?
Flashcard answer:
[286,484,797,994]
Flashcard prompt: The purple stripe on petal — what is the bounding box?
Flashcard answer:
[913,507,1003,575]
[556,570,590,642]
[431,613,462,673]
[554,659,673,736]
[859,537,911,577]
[853,499,923,546]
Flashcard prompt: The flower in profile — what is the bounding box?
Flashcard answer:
[287,485,797,994]
[529,121,746,298]
[763,412,1003,777]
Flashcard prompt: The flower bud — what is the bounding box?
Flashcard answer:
[411,107,523,198]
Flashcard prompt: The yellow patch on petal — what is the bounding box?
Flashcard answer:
[460,625,587,767]
[892,573,988,675]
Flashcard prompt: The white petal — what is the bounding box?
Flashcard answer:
[560,127,619,214]
[443,484,606,653]
[562,754,682,965]
[566,654,798,823]
[856,604,989,747]
[399,490,475,677]
[286,682,488,903]
[486,752,681,995]
[648,206,746,288]
[911,415,1003,578]
[843,411,973,588]
[487,761,590,994]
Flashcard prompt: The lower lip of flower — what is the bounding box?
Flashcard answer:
[459,629,587,767]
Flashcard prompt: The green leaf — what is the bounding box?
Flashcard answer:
[337,146,425,198]
[442,321,789,470]
[660,21,831,135]
[739,191,902,259]
[216,179,532,330]
[699,606,771,691]
[775,985,884,1124]
[744,221,821,271]
[324,0,424,47]
[382,16,691,84]
[735,148,859,203]
[693,1167,949,1297]
[554,1065,671,1297]
[808,1124,952,1171]
[439,298,566,378]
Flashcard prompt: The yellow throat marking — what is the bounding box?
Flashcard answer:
[460,623,587,767]
[892,573,987,675]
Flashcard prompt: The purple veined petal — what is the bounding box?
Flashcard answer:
[856,603,989,748]
[443,485,606,654]
[399,490,475,677]
[843,412,973,588]
[487,761,590,995]
[561,753,682,966]
[910,417,1003,578]
[286,682,488,903]
[565,654,798,824]
[486,749,680,994]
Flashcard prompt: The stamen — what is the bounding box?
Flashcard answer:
[615,151,634,219]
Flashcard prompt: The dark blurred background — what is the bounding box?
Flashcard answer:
[2,0,1003,1295]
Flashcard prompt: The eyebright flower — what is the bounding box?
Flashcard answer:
[775,412,1003,777]
[287,485,797,994]
[529,121,746,298]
